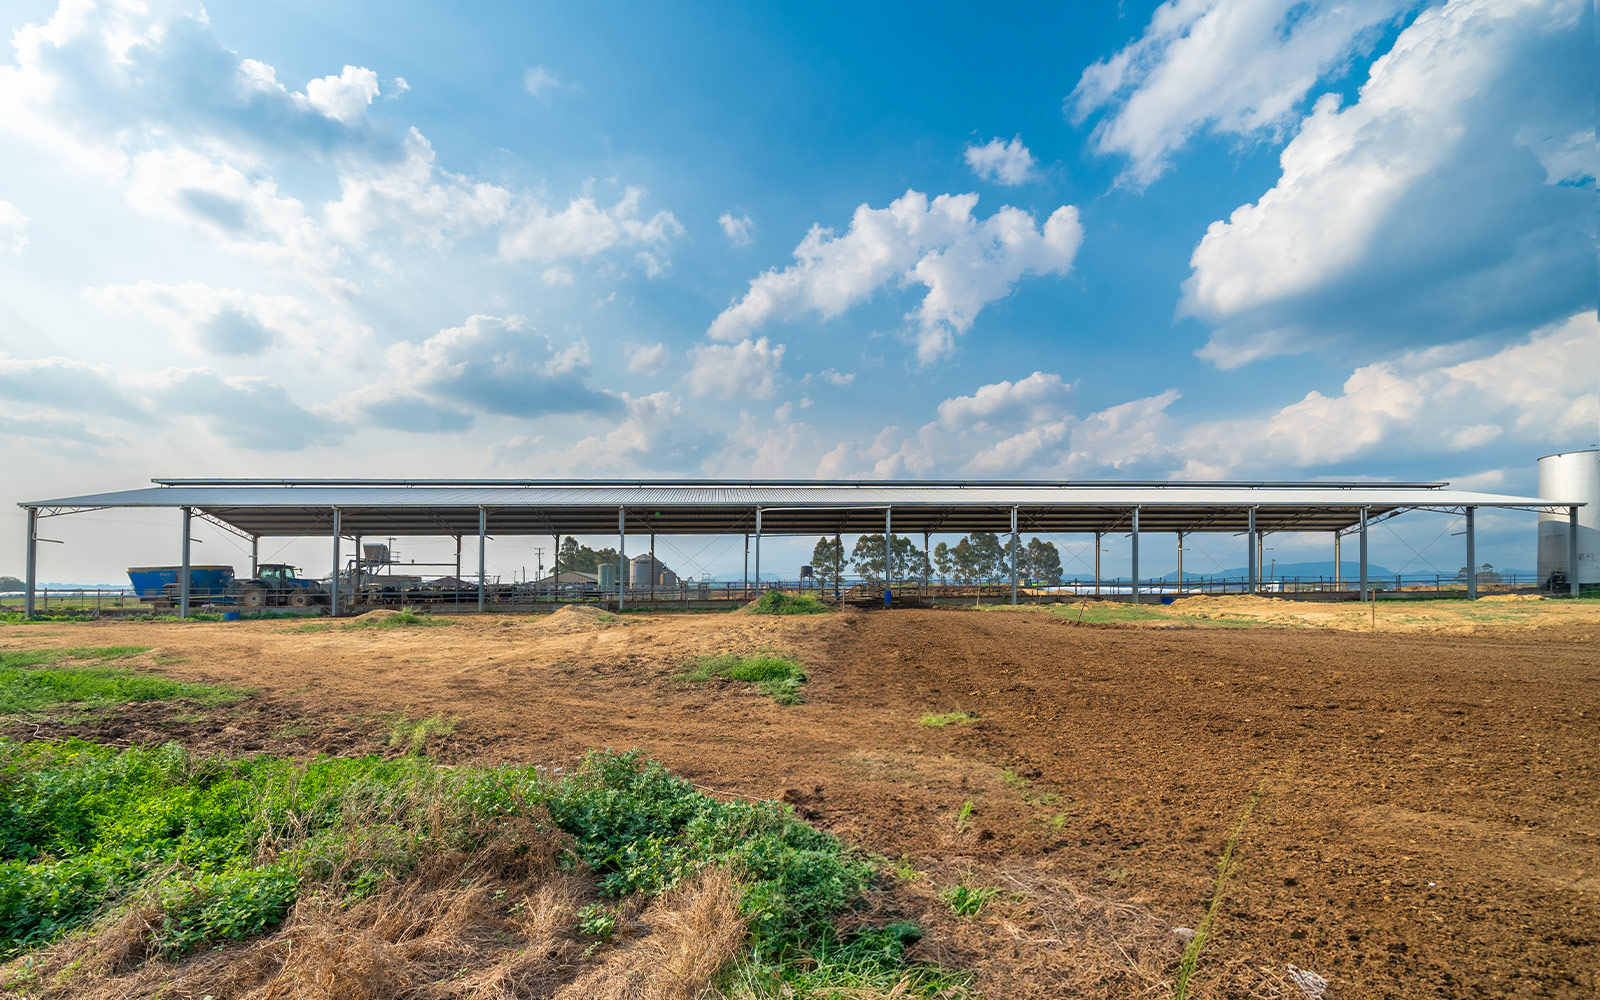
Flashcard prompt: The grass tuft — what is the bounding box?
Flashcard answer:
[746,591,832,615]
[681,653,807,704]
[377,712,458,754]
[341,607,451,629]
[918,710,976,727]
[940,882,1000,917]
[1172,782,1264,1000]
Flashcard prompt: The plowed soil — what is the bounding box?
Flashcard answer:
[4,602,1597,999]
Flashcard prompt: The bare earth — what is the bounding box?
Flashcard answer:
[4,598,1598,999]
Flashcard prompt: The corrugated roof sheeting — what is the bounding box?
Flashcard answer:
[19,481,1576,537]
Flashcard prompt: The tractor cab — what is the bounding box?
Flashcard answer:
[256,564,300,590]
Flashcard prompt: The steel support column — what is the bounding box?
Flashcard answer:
[1334,531,1341,588]
[1570,506,1581,597]
[1176,531,1184,595]
[1094,531,1101,596]
[1246,507,1257,595]
[23,508,37,619]
[1359,507,1370,600]
[923,531,930,591]
[353,534,362,607]
[1465,507,1477,600]
[743,534,749,594]
[1010,507,1019,605]
[180,506,193,619]
[617,508,626,610]
[834,531,842,601]
[884,508,892,607]
[250,535,259,578]
[328,508,339,618]
[552,534,560,597]
[754,509,762,592]
[478,507,487,612]
[649,532,656,602]
[1130,507,1140,604]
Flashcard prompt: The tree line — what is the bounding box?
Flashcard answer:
[809,532,1063,586]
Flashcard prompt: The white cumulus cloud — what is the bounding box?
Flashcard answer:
[626,342,671,375]
[1183,0,1594,367]
[303,65,380,124]
[1071,0,1409,186]
[685,337,786,399]
[500,186,682,263]
[963,136,1037,185]
[718,212,755,246]
[708,190,1082,363]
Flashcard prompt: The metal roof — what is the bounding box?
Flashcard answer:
[20,480,1579,537]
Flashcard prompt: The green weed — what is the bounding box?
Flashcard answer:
[747,591,832,615]
[681,653,807,705]
[917,711,975,727]
[954,799,975,830]
[940,882,999,917]
[574,902,617,940]
[1172,783,1264,1000]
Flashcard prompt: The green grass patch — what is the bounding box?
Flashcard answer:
[746,591,832,615]
[917,711,976,727]
[1043,602,1170,624]
[940,882,999,917]
[0,647,243,717]
[1172,783,1264,1000]
[377,712,457,754]
[682,652,807,705]
[0,743,964,996]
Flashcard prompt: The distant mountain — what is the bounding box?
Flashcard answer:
[1158,561,1393,582]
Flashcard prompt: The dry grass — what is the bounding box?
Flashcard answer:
[1,815,747,1000]
[552,866,746,1000]
[893,858,1181,999]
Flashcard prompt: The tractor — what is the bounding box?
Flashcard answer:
[233,564,327,608]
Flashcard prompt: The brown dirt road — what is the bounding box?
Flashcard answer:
[4,604,1597,998]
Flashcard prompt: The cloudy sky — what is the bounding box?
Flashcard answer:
[2,0,1595,583]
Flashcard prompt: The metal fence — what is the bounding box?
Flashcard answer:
[0,569,1567,617]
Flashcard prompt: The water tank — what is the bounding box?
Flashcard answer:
[1537,449,1599,585]
[598,563,616,590]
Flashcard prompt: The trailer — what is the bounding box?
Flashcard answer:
[127,565,235,606]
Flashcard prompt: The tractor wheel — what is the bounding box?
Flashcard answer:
[289,592,313,608]
[239,589,267,608]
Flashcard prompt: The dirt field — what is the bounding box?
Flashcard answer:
[4,599,1598,998]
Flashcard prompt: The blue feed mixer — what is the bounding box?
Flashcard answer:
[126,565,235,599]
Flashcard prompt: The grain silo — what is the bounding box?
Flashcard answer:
[1537,449,1599,586]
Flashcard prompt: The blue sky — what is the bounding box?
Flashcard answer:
[0,0,1594,584]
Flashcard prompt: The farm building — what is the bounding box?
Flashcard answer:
[15,476,1588,617]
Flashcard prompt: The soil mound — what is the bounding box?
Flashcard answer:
[350,608,403,622]
[1477,593,1544,602]
[541,605,623,632]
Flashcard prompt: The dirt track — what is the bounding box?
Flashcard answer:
[4,604,1598,998]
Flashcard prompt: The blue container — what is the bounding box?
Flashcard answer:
[1160,594,1177,605]
[222,610,241,621]
[126,565,236,600]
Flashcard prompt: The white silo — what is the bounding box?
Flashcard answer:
[1537,449,1599,586]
